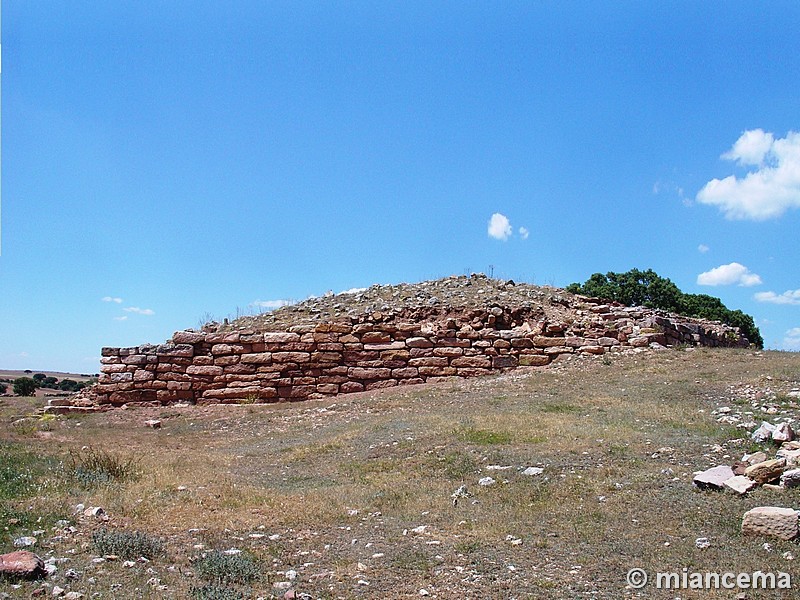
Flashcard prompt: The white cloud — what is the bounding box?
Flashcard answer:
[754,289,800,305]
[722,129,775,166]
[697,262,762,287]
[123,307,155,316]
[251,299,291,310]
[102,296,123,304]
[698,244,710,253]
[783,327,800,351]
[696,129,800,220]
[488,213,512,241]
[114,316,128,321]
[518,226,530,240]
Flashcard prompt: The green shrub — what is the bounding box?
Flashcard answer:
[456,427,512,445]
[69,447,139,486]
[194,551,261,584]
[91,529,164,559]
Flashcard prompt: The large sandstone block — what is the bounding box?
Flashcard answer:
[742,506,799,540]
[532,336,568,348]
[434,347,464,357]
[366,379,398,390]
[409,357,449,367]
[186,365,224,376]
[0,550,45,579]
[745,459,786,484]
[172,331,206,344]
[518,355,550,366]
[406,337,433,348]
[158,343,195,357]
[263,332,301,343]
[450,356,491,368]
[492,356,518,369]
[364,341,406,351]
[272,352,311,363]
[349,367,392,379]
[315,323,352,333]
[362,331,392,343]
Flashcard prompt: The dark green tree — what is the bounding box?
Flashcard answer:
[13,377,38,397]
[567,268,763,348]
[58,379,80,392]
[32,373,47,384]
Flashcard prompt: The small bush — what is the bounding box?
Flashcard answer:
[456,427,512,445]
[91,529,164,559]
[194,551,261,584]
[190,583,244,600]
[69,447,139,486]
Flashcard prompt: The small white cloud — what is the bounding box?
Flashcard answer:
[488,213,512,241]
[782,327,800,351]
[698,244,710,253]
[754,289,800,305]
[19,351,29,358]
[251,299,291,310]
[114,316,128,321]
[697,262,762,287]
[696,129,800,220]
[722,128,775,166]
[339,287,367,295]
[123,307,155,316]
[518,226,530,240]
[102,296,123,304]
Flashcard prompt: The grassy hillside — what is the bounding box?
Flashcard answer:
[2,347,799,598]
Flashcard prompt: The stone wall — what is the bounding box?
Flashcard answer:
[54,299,750,411]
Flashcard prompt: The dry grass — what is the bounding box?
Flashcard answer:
[1,347,799,598]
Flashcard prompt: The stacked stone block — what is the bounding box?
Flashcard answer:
[83,300,750,409]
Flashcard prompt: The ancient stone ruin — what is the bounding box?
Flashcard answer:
[51,275,751,412]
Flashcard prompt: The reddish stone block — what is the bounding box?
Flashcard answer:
[518,355,550,366]
[492,355,518,368]
[433,347,463,357]
[392,367,419,378]
[450,356,491,368]
[366,379,398,390]
[340,382,365,393]
[172,331,206,344]
[186,365,224,376]
[263,332,301,343]
[348,367,392,379]
[408,357,448,367]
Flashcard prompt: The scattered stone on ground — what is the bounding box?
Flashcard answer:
[0,551,46,579]
[741,507,799,541]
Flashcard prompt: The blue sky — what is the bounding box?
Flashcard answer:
[2,2,800,373]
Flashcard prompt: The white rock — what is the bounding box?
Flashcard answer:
[521,467,544,476]
[478,476,496,487]
[13,537,37,547]
[773,422,795,443]
[695,537,711,549]
[752,422,776,443]
[724,475,757,495]
[780,468,800,488]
